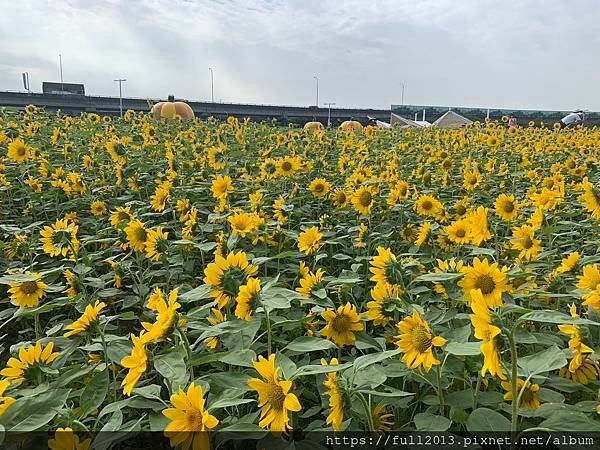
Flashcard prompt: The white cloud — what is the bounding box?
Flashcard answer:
[0,0,599,109]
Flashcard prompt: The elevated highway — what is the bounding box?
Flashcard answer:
[0,91,390,125]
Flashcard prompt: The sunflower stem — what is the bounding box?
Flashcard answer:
[435,364,444,415]
[508,328,519,433]
[357,392,374,431]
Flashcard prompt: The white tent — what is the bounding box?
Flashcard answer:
[432,110,472,128]
[390,113,423,128]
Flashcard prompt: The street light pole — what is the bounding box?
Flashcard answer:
[401,82,405,105]
[209,68,214,102]
[324,102,336,128]
[59,53,64,91]
[114,78,127,118]
[313,76,319,107]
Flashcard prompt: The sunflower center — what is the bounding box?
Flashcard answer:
[522,236,533,249]
[184,410,203,431]
[17,146,27,156]
[336,192,346,203]
[265,381,286,410]
[474,274,496,295]
[455,228,466,238]
[455,205,466,215]
[281,161,292,172]
[359,191,372,207]
[503,201,515,213]
[133,227,148,242]
[314,183,325,193]
[421,200,432,210]
[117,211,130,221]
[412,326,432,353]
[20,281,40,295]
[331,313,352,333]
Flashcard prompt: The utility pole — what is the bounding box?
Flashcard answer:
[313,76,319,107]
[209,67,214,102]
[401,82,405,105]
[324,102,336,128]
[114,78,127,117]
[59,54,64,91]
[22,72,30,94]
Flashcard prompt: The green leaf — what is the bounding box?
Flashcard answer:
[353,349,401,371]
[284,336,337,353]
[466,408,511,432]
[79,369,109,418]
[357,387,413,398]
[154,349,189,391]
[414,412,452,431]
[517,345,567,377]
[415,272,463,282]
[539,411,599,431]
[0,389,70,431]
[445,341,481,356]
[291,362,353,379]
[209,397,255,410]
[219,349,256,368]
[179,284,213,303]
[519,310,600,326]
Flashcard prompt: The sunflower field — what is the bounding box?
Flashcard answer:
[0,106,599,449]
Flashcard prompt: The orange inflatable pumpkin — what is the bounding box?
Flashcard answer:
[339,120,363,131]
[303,121,323,131]
[151,96,194,119]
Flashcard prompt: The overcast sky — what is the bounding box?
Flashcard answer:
[1,0,599,110]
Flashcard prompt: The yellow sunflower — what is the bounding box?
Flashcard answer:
[64,300,106,337]
[0,379,16,416]
[297,226,323,255]
[39,217,79,259]
[445,219,471,245]
[228,211,258,237]
[203,250,258,309]
[296,268,325,297]
[331,188,349,208]
[7,138,32,163]
[321,358,343,431]
[120,333,147,396]
[204,308,226,349]
[372,403,394,435]
[47,428,91,450]
[502,378,541,409]
[8,273,48,308]
[459,257,511,308]
[309,178,331,198]
[320,302,364,346]
[395,309,447,372]
[162,382,219,450]
[369,246,404,287]
[366,282,401,326]
[494,194,520,221]
[109,206,132,227]
[470,289,505,379]
[556,251,580,273]
[247,354,302,432]
[124,219,148,252]
[141,289,181,343]
[511,225,542,261]
[0,341,60,384]
[351,185,376,215]
[235,277,261,321]
[90,200,107,216]
[145,226,169,261]
[211,175,233,199]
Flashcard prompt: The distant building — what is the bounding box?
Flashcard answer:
[42,82,85,95]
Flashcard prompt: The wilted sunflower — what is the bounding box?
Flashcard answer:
[247,354,302,432]
[309,178,331,198]
[0,341,60,384]
[297,226,323,255]
[459,257,511,308]
[235,277,261,321]
[64,300,106,337]
[162,382,219,450]
[203,250,258,308]
[320,302,364,346]
[8,273,48,308]
[395,309,446,372]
